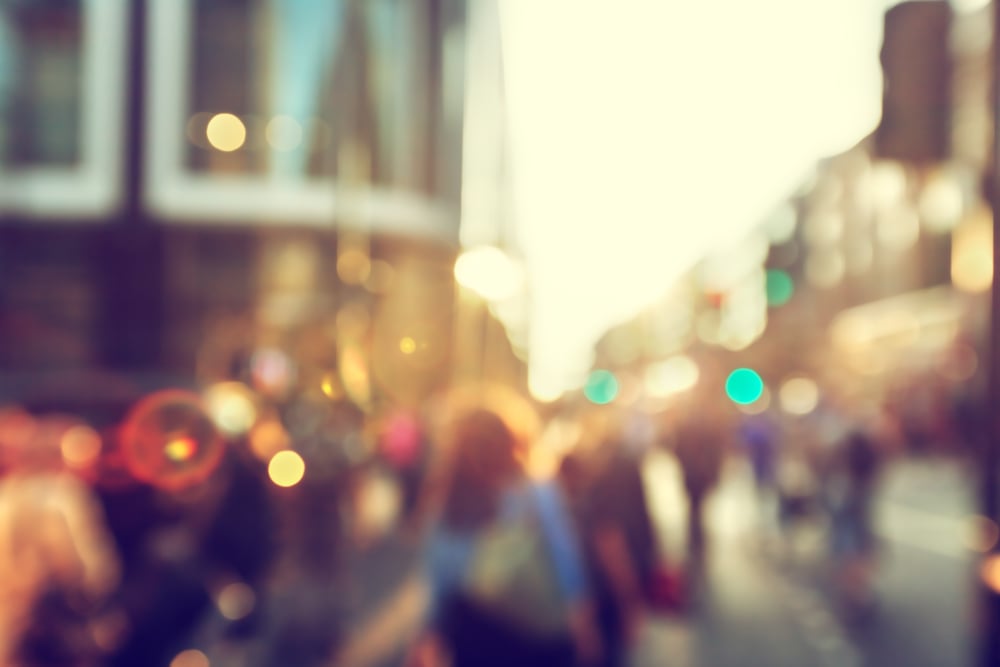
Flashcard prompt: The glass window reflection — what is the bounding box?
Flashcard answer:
[0,0,83,169]
[0,0,125,218]
[150,0,461,237]
[184,0,428,191]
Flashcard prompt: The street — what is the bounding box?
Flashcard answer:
[311,450,979,667]
[639,450,978,667]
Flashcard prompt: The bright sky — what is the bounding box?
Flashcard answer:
[497,0,893,399]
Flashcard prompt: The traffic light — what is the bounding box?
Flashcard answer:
[725,368,765,405]
[584,369,619,405]
[765,269,795,307]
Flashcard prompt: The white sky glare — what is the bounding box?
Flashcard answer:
[496,0,888,399]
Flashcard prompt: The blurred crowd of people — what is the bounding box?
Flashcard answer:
[0,374,434,667]
[0,349,984,667]
[403,361,992,666]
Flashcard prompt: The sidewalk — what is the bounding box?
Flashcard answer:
[638,451,977,667]
[331,452,807,667]
[640,450,845,667]
[331,453,831,667]
[194,451,975,667]
[175,528,425,667]
[329,530,428,667]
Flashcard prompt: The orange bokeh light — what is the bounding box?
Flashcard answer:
[249,419,290,461]
[60,425,102,468]
[170,649,209,667]
[982,554,1000,594]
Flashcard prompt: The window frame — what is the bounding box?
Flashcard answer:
[144,0,457,243]
[0,0,128,219]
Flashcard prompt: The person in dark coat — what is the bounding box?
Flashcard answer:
[559,432,655,667]
[671,409,727,572]
[826,427,883,617]
[409,409,598,667]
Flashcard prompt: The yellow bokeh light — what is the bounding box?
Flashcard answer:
[869,160,908,209]
[206,112,246,152]
[354,471,403,539]
[399,337,417,355]
[268,450,306,488]
[340,344,371,408]
[164,436,197,463]
[919,171,963,233]
[779,377,819,416]
[60,425,102,468]
[203,382,258,437]
[952,213,993,293]
[170,649,209,667]
[320,372,344,400]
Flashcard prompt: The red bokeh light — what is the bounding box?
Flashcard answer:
[119,390,225,491]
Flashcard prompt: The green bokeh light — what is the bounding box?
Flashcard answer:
[725,368,764,405]
[584,369,619,405]
[765,269,794,307]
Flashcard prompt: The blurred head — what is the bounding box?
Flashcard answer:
[448,409,521,489]
[441,409,522,529]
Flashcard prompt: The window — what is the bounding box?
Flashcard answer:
[0,0,127,218]
[145,0,465,241]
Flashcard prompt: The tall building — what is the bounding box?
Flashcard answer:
[0,0,471,412]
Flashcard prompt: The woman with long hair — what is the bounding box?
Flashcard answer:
[409,408,598,667]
